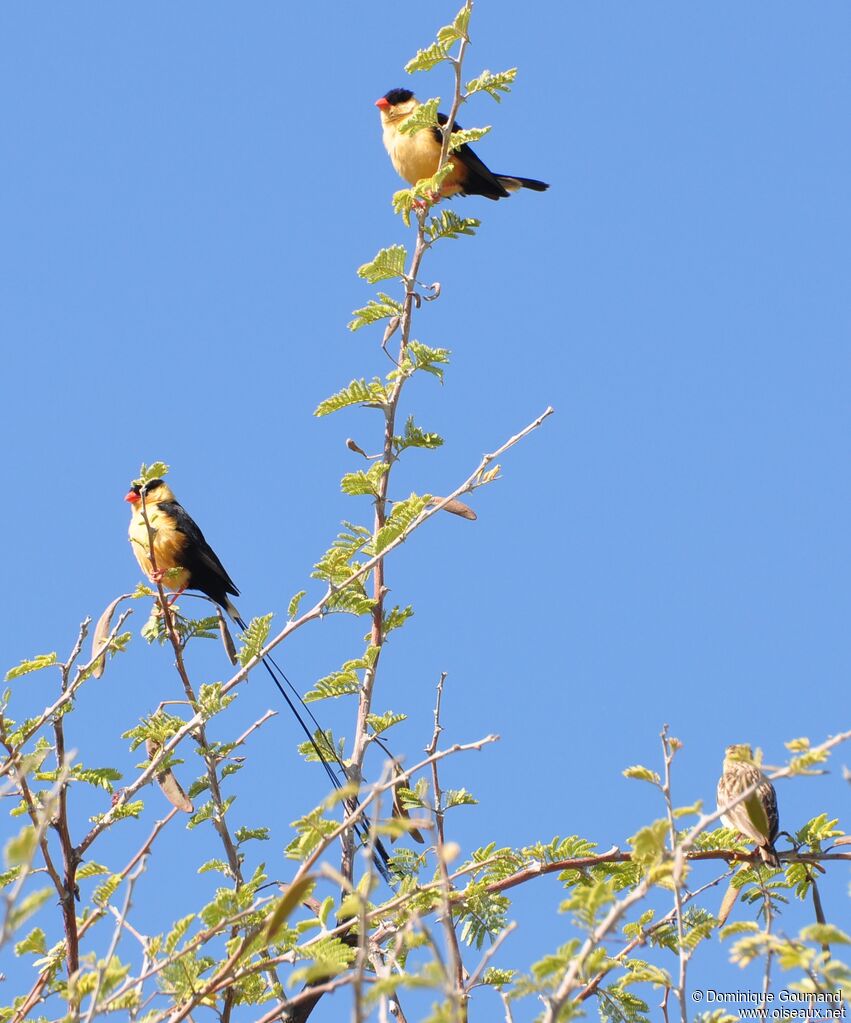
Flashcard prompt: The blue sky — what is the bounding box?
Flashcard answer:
[1,2,849,1019]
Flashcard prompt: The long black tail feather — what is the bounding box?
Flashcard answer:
[233,615,393,884]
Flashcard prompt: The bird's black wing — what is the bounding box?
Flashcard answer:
[434,112,509,199]
[157,500,240,603]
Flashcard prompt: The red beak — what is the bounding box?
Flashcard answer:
[124,490,140,504]
[375,97,390,110]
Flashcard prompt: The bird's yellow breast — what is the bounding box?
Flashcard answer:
[382,121,464,195]
[128,505,190,591]
[383,122,439,184]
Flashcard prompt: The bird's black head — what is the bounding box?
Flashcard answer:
[124,478,168,505]
[382,88,414,106]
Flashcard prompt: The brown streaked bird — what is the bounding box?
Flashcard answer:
[124,478,393,882]
[375,88,549,200]
[716,744,781,869]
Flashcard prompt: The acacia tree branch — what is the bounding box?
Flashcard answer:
[659,727,687,1023]
[574,870,731,1004]
[137,497,244,888]
[428,674,467,1022]
[81,856,147,1023]
[0,609,134,780]
[10,807,181,1023]
[51,623,95,979]
[0,757,67,950]
[154,735,497,1023]
[344,209,431,883]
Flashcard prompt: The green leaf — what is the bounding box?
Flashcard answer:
[622,765,661,785]
[382,605,414,635]
[348,292,403,332]
[77,862,111,880]
[391,340,451,383]
[265,876,316,941]
[0,864,24,889]
[340,462,389,497]
[425,209,480,242]
[288,590,307,620]
[446,788,477,808]
[4,825,37,866]
[304,664,362,703]
[405,42,450,74]
[368,494,431,555]
[673,799,703,818]
[465,67,518,101]
[286,806,339,861]
[134,461,170,486]
[93,874,122,908]
[399,97,440,136]
[8,887,53,931]
[628,820,668,866]
[325,586,375,617]
[394,416,444,454]
[449,125,491,150]
[5,653,57,682]
[719,920,760,940]
[366,710,407,735]
[298,729,345,768]
[197,681,236,718]
[15,927,46,956]
[312,522,372,586]
[235,825,270,844]
[188,795,234,830]
[796,813,844,849]
[357,245,407,284]
[71,766,123,793]
[91,799,144,824]
[315,378,391,417]
[480,967,516,988]
[165,913,196,954]
[237,614,273,666]
[560,880,615,927]
[437,4,471,45]
[198,859,233,877]
[800,924,851,946]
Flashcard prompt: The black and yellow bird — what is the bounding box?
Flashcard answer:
[375,88,549,200]
[125,478,392,881]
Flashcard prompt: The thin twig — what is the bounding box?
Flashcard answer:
[428,674,467,1021]
[660,727,687,1022]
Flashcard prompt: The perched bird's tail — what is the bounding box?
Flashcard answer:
[758,843,781,869]
[229,607,392,884]
[496,175,550,193]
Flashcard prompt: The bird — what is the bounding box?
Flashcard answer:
[716,744,781,869]
[125,478,392,882]
[375,88,549,200]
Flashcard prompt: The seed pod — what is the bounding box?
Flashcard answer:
[430,497,477,521]
[217,607,238,665]
[346,438,370,459]
[146,738,193,813]
[90,596,129,679]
